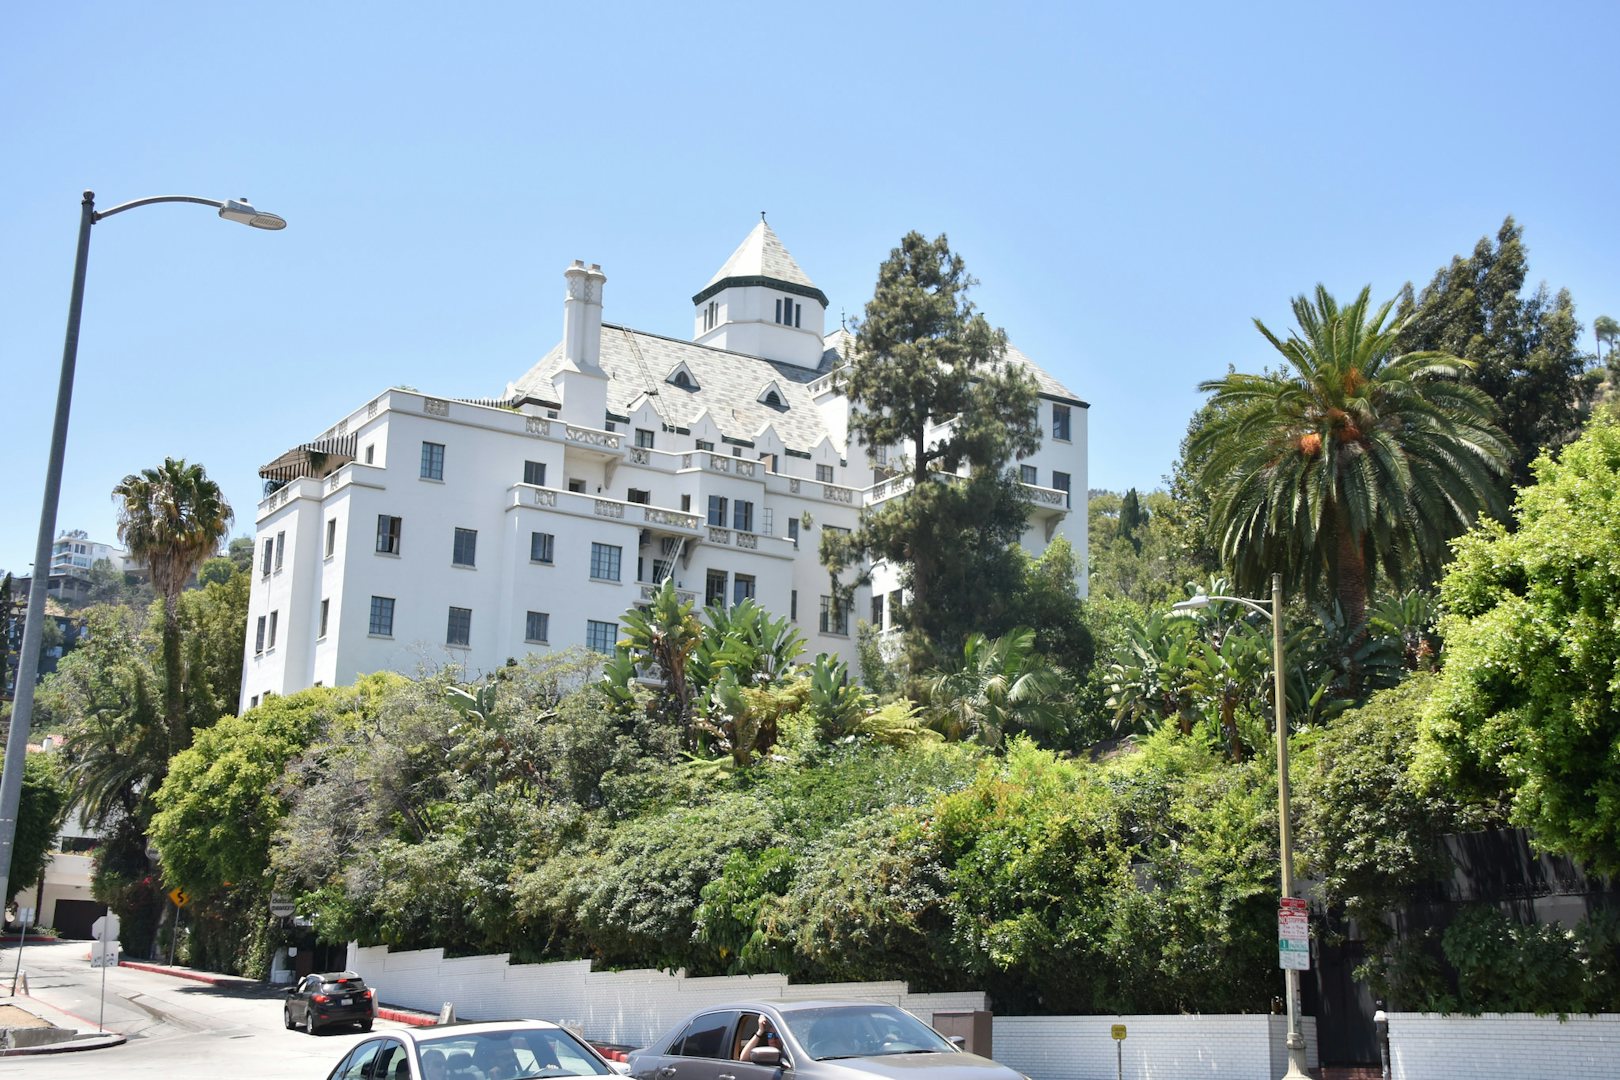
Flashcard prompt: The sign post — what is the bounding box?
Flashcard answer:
[10,904,34,994]
[1278,897,1309,971]
[269,896,295,919]
[1111,1023,1126,1080]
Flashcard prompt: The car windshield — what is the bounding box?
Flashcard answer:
[417,1028,614,1079]
[783,1006,954,1061]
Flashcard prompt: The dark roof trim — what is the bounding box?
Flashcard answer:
[691,276,829,308]
[1043,393,1091,409]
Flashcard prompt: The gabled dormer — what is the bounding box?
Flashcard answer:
[666,362,700,393]
[757,380,789,409]
[692,220,828,369]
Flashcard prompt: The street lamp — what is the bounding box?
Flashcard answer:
[0,191,286,910]
[1172,572,1310,1080]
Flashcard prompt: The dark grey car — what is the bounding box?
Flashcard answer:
[628,1001,1025,1080]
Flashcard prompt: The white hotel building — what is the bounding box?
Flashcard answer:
[241,223,1087,704]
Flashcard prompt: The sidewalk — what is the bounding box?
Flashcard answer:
[0,993,126,1056]
[118,957,440,1026]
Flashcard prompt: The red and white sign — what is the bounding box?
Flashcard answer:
[1278,897,1309,971]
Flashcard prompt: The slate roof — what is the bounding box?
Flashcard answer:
[693,221,828,306]
[821,328,1086,405]
[508,325,846,452]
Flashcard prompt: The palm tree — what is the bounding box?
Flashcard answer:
[1191,285,1511,637]
[112,458,234,754]
[924,628,1062,746]
[1596,315,1619,366]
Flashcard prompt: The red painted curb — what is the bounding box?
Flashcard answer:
[377,1007,438,1027]
[117,959,243,986]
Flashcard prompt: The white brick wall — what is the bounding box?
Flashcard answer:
[346,944,987,1048]
[1388,1012,1620,1080]
[991,1014,1318,1080]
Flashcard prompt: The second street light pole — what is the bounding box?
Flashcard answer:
[0,190,285,913]
[1173,573,1310,1080]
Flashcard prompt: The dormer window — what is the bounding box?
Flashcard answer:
[757,381,788,409]
[774,297,802,328]
[667,364,699,391]
[702,300,719,331]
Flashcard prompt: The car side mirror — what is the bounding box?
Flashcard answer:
[947,1036,966,1050]
[749,1047,783,1068]
[286,987,298,996]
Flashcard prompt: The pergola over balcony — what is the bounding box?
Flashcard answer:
[258,433,359,491]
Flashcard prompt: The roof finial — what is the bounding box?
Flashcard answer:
[840,307,847,331]
[760,210,767,223]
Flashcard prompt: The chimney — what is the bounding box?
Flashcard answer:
[562,260,608,372]
[557,261,610,428]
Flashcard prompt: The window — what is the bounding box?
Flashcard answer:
[590,542,622,581]
[696,439,714,451]
[628,488,651,505]
[525,610,550,643]
[890,589,904,625]
[250,695,259,709]
[453,527,478,567]
[674,368,696,388]
[586,619,618,654]
[673,1013,732,1059]
[787,518,800,545]
[376,515,402,555]
[261,538,274,577]
[1053,404,1072,442]
[707,495,728,527]
[255,615,266,654]
[1020,464,1038,485]
[759,452,779,473]
[819,595,848,636]
[816,464,834,483]
[420,441,445,480]
[318,599,330,639]
[790,589,798,620]
[568,478,586,493]
[530,531,555,564]
[706,569,728,606]
[763,390,782,407]
[732,500,754,532]
[680,494,692,511]
[774,297,801,328]
[762,507,774,535]
[274,531,286,571]
[635,428,655,449]
[364,444,374,464]
[733,574,755,605]
[267,610,279,649]
[369,596,395,636]
[524,460,547,486]
[446,606,472,647]
[325,518,337,558]
[873,592,886,628]
[1052,470,1072,507]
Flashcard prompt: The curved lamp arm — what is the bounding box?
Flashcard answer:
[1171,592,1271,620]
[95,193,287,230]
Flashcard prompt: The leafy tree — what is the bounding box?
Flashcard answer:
[112,458,234,756]
[1416,413,1620,873]
[1117,488,1147,552]
[1192,285,1511,639]
[2,751,68,908]
[994,536,1094,680]
[1397,218,1601,486]
[829,232,1042,662]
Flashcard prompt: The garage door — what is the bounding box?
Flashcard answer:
[53,899,102,940]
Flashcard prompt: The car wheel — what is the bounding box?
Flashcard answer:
[305,1010,318,1036]
[359,1019,373,1033]
[284,1005,295,1030]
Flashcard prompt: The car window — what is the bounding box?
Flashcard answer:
[302,975,320,993]
[673,1012,736,1059]
[332,1039,383,1080]
[370,1040,409,1080]
[417,1029,615,1078]
[784,1005,952,1061]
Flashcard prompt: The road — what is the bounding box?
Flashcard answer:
[3,939,408,1078]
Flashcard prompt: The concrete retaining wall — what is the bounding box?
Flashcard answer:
[991,1014,1318,1080]
[346,944,986,1048]
[1388,1011,1620,1080]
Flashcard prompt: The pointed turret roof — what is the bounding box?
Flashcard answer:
[692,220,828,306]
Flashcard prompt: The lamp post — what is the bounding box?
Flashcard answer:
[0,191,286,911]
[1173,572,1310,1080]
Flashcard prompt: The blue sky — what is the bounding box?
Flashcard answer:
[4,1,1617,574]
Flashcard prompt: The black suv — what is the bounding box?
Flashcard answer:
[284,970,376,1034]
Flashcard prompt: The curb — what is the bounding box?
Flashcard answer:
[116,960,252,988]
[378,1006,438,1027]
[0,1031,127,1056]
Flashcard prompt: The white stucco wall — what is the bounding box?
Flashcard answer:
[1387,1012,1620,1080]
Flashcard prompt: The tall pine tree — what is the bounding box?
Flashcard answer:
[826,232,1041,665]
[1396,217,1599,486]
